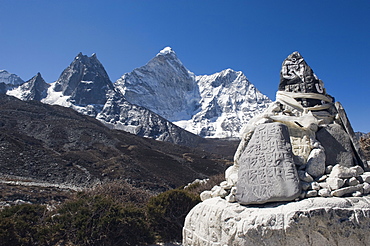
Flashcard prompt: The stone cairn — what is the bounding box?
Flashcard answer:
[199,52,369,205]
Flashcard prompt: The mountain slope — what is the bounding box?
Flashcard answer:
[0,94,229,192]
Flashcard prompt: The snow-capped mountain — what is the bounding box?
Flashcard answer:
[115,47,271,138]
[115,47,201,121]
[2,47,271,141]
[7,73,49,101]
[0,70,25,86]
[186,69,271,138]
[4,52,201,146]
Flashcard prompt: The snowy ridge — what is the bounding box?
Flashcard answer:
[115,48,271,138]
[174,69,271,138]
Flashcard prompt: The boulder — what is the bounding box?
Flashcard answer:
[183,196,370,246]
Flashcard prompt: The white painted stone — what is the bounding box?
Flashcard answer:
[199,191,212,201]
[183,196,370,246]
[225,193,236,203]
[326,177,345,190]
[306,147,326,178]
[329,164,364,179]
[220,181,233,190]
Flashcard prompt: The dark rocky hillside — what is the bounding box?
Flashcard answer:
[0,94,234,199]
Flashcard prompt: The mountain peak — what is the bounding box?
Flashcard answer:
[157,46,176,56]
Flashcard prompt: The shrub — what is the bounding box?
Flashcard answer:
[0,204,51,246]
[146,189,200,242]
[51,194,154,246]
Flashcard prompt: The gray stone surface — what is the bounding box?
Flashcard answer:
[335,102,368,170]
[316,124,355,167]
[183,196,370,246]
[236,122,300,205]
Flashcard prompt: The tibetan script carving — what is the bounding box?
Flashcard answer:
[236,123,300,205]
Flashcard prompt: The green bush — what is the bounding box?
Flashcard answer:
[146,189,200,242]
[0,204,51,246]
[51,194,154,246]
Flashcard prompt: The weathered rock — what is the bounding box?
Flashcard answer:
[298,170,314,183]
[306,190,318,197]
[360,172,370,183]
[236,123,300,205]
[316,124,355,167]
[331,184,364,197]
[318,188,331,197]
[329,164,364,179]
[326,177,345,190]
[183,196,370,246]
[305,147,326,178]
[335,102,368,170]
[363,182,370,195]
[347,177,360,186]
[199,191,212,201]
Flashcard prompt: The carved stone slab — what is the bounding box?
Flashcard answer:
[236,122,300,205]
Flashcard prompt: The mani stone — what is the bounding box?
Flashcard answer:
[236,122,300,205]
[316,124,355,167]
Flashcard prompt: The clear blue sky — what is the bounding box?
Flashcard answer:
[1,0,369,132]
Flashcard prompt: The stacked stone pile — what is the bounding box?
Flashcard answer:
[183,52,370,246]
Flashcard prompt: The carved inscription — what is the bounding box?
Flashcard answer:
[236,123,300,205]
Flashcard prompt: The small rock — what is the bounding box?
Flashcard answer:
[326,165,333,174]
[300,191,307,199]
[352,191,362,197]
[363,182,370,195]
[347,177,360,186]
[326,177,345,190]
[360,172,370,183]
[298,171,314,183]
[317,174,328,182]
[329,164,364,179]
[306,190,318,197]
[318,182,330,189]
[225,194,236,203]
[211,186,228,198]
[220,181,233,190]
[200,191,212,201]
[301,182,311,191]
[318,188,331,197]
[306,148,326,178]
[311,182,321,191]
[230,187,237,195]
[331,184,364,197]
